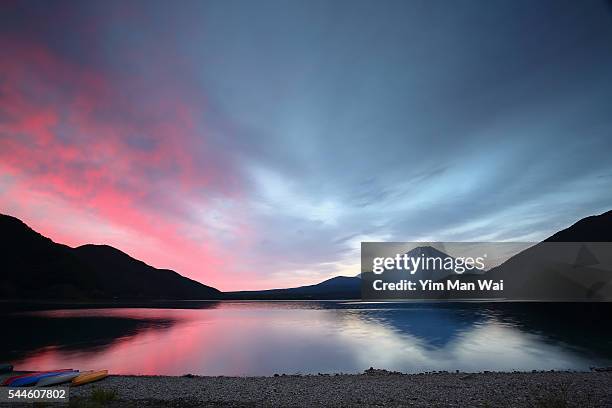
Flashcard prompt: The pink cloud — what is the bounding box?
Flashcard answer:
[0,38,255,290]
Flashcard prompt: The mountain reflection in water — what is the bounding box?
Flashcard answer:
[2,302,610,375]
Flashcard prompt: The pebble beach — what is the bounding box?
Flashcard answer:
[58,369,612,407]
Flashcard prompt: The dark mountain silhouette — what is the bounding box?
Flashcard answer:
[466,209,612,300]
[72,244,221,300]
[544,209,612,242]
[2,209,611,301]
[0,213,220,300]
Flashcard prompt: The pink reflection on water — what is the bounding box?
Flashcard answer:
[14,308,231,375]
[13,305,322,376]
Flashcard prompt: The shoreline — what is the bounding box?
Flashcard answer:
[45,369,612,407]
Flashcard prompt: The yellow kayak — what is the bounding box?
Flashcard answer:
[71,370,108,386]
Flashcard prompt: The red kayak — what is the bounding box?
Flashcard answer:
[2,369,73,386]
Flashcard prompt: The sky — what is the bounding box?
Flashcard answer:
[1,0,612,291]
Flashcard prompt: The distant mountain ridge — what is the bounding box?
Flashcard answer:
[0,214,221,300]
[228,210,612,300]
[225,246,463,300]
[225,276,361,300]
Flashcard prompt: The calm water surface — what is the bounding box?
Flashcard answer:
[2,302,611,375]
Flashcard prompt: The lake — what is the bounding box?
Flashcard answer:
[2,301,611,376]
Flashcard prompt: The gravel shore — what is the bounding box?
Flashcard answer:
[52,369,611,407]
